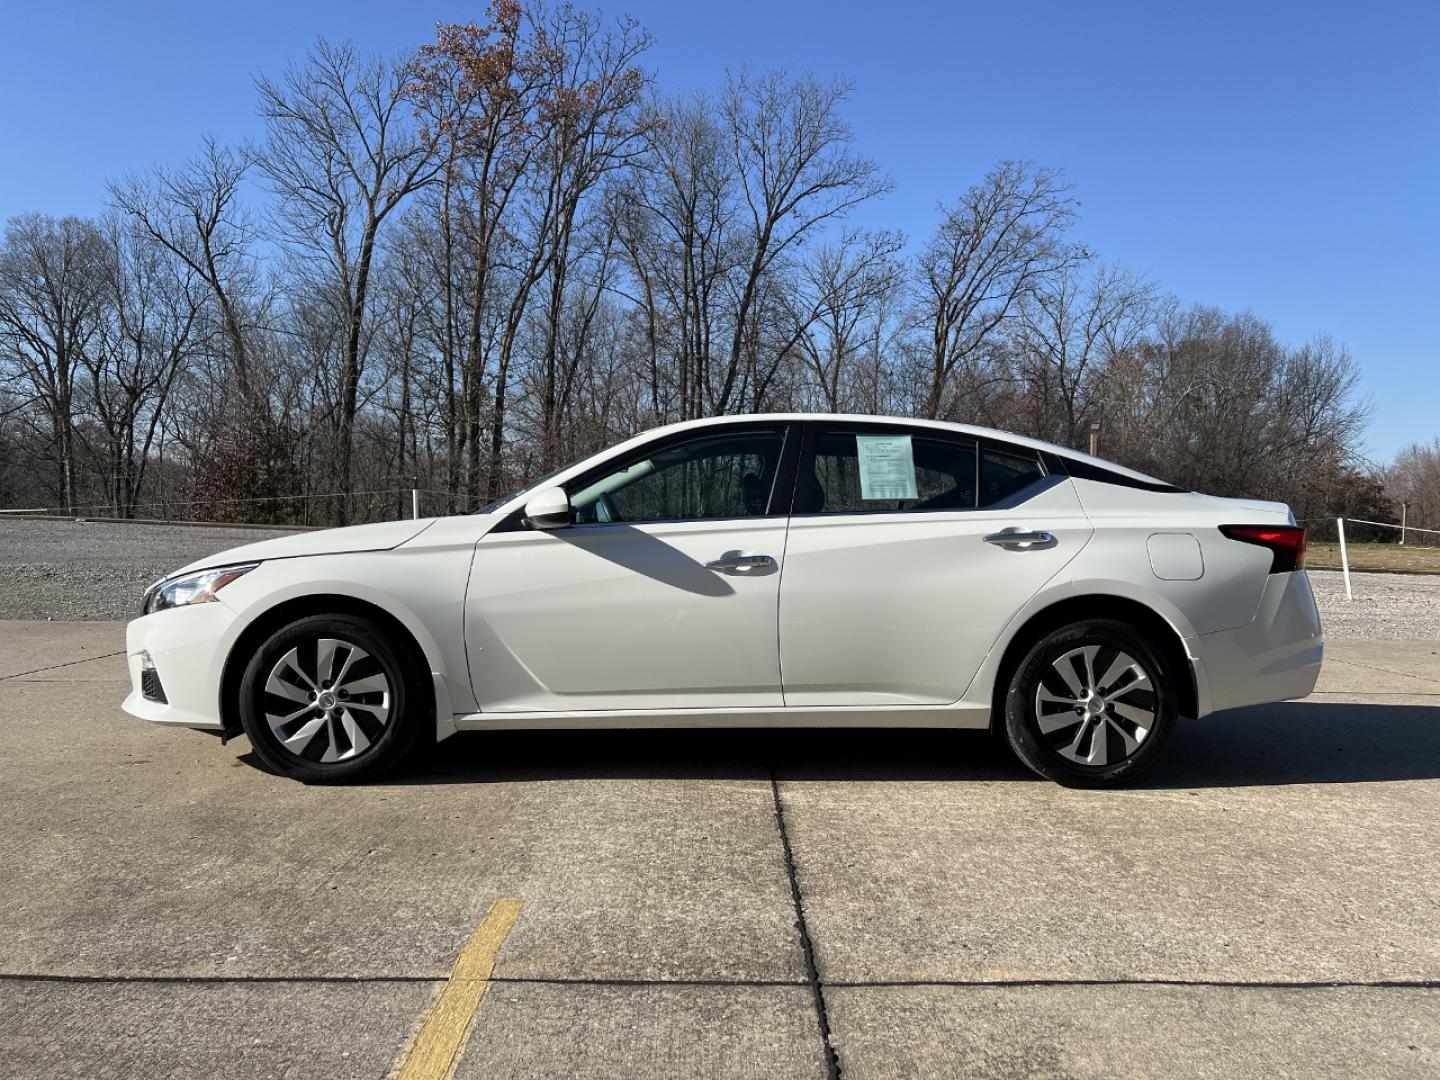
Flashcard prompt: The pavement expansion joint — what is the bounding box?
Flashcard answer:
[770,768,843,1080]
[0,650,125,681]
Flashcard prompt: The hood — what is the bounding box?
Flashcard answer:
[174,518,438,576]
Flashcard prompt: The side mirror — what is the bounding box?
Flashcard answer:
[523,486,573,530]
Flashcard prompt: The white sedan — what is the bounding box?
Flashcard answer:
[123,414,1323,787]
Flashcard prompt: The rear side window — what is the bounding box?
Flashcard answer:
[981,445,1047,506]
[807,429,978,514]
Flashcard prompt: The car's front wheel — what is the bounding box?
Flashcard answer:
[238,613,427,782]
[1003,618,1178,787]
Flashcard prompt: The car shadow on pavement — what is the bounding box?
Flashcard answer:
[340,700,1440,790]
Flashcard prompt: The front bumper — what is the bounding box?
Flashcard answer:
[1187,570,1324,717]
[121,601,241,730]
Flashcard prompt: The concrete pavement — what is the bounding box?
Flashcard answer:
[0,622,1436,1078]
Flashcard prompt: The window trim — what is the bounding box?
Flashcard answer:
[1045,452,1187,493]
[494,421,802,532]
[792,420,1056,517]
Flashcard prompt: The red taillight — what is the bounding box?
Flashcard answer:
[1219,525,1306,573]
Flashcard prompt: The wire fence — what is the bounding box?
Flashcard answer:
[0,487,472,527]
[1332,517,1440,600]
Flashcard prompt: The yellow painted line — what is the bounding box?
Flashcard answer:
[394,898,524,1080]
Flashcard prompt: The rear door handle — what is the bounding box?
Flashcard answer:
[705,553,776,573]
[983,529,1056,548]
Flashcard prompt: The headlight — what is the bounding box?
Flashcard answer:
[143,564,258,615]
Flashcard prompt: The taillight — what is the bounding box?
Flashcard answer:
[1219,525,1307,573]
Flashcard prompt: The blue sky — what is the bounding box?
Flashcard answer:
[3,0,1436,461]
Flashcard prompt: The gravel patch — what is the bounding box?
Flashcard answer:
[0,519,293,620]
[2,519,1438,639]
[1307,569,1440,642]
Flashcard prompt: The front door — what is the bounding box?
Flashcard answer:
[466,424,797,713]
[778,423,1093,706]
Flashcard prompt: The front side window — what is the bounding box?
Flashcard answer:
[808,428,979,514]
[569,428,786,524]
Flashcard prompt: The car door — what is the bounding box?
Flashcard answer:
[465,423,799,713]
[778,422,1093,706]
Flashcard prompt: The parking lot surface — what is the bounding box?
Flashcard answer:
[1,621,1437,1078]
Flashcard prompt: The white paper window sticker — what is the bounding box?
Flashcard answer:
[856,434,918,500]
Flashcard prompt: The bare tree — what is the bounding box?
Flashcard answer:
[1011,262,1154,448]
[109,138,259,399]
[528,5,653,466]
[611,90,741,421]
[408,3,550,505]
[0,214,111,511]
[256,38,443,520]
[717,70,890,414]
[790,229,904,410]
[1389,439,1440,544]
[916,161,1082,419]
[78,218,204,515]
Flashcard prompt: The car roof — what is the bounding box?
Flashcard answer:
[645,413,1173,487]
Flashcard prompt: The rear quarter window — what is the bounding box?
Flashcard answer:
[980,445,1048,506]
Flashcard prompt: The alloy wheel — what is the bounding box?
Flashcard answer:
[262,637,392,763]
[1033,645,1156,767]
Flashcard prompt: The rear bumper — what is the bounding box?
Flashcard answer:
[121,602,239,730]
[1187,570,1323,717]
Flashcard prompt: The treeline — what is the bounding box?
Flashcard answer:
[0,0,1397,530]
[1387,440,1440,546]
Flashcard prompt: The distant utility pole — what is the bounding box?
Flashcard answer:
[1088,422,1100,457]
[1400,502,1408,545]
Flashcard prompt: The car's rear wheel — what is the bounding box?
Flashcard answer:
[1003,618,1178,787]
[238,613,427,783]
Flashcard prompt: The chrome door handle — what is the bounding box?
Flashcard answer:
[983,529,1056,548]
[705,553,776,573]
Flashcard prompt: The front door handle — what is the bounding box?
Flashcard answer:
[705,553,777,573]
[983,529,1056,549]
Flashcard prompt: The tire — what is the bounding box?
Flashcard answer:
[1003,618,1178,788]
[238,613,429,783]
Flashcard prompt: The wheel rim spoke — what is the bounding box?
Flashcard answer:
[338,672,387,695]
[340,710,372,756]
[269,648,316,692]
[280,714,326,753]
[265,673,312,706]
[332,645,369,690]
[343,699,387,716]
[1109,673,1151,699]
[1063,718,1093,760]
[1087,719,1109,765]
[1098,652,1138,694]
[315,638,344,686]
[1107,715,1142,756]
[1038,710,1081,735]
[1053,656,1086,698]
[1111,700,1154,731]
[1038,686,1083,708]
[1078,646,1101,694]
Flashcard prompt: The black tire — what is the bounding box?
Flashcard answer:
[238,613,429,783]
[1003,618,1178,788]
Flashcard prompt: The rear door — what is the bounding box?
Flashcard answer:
[778,422,1093,706]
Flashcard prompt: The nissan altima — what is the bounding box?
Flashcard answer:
[123,414,1323,786]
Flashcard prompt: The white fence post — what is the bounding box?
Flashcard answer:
[1336,517,1353,601]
